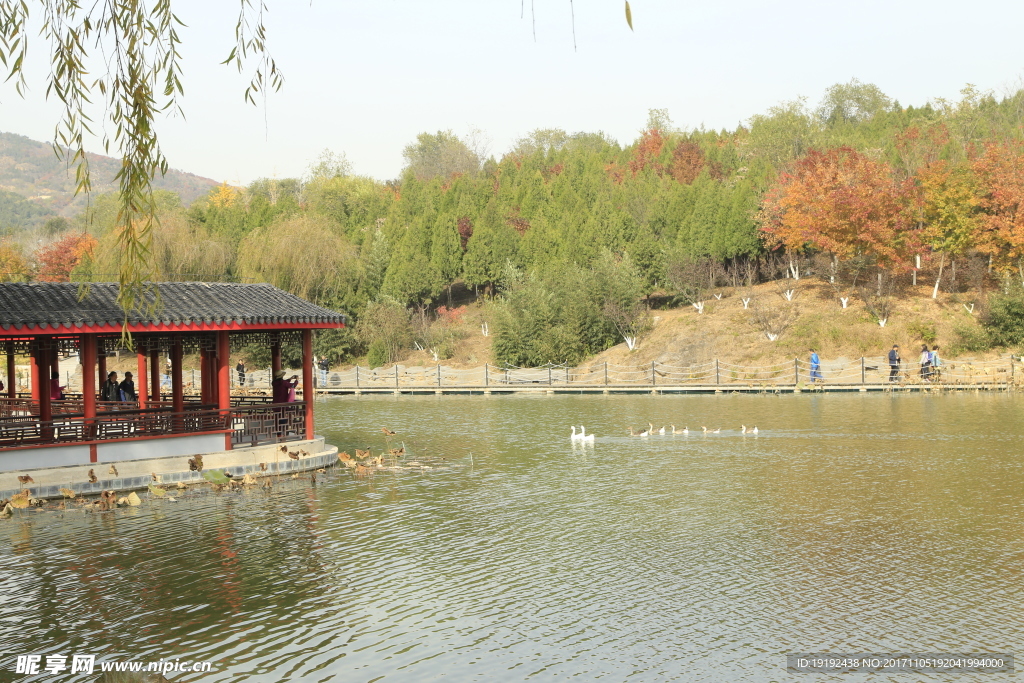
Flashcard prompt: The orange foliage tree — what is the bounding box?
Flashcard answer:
[34,233,98,282]
[759,147,919,272]
[972,141,1024,276]
[0,241,29,281]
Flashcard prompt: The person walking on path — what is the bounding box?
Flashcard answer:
[101,371,120,402]
[919,344,932,381]
[888,345,901,383]
[119,371,137,402]
[930,345,942,381]
[809,349,823,383]
[318,356,330,388]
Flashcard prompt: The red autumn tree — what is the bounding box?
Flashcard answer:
[627,129,665,177]
[668,141,706,184]
[972,141,1024,268]
[34,232,98,282]
[758,147,918,270]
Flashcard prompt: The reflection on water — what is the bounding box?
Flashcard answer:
[1,393,1022,681]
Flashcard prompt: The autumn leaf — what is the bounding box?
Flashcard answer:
[9,492,28,509]
[59,488,76,499]
[202,470,230,485]
[148,483,167,497]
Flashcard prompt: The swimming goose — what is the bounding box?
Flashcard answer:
[681,426,689,435]
[629,426,650,437]
[701,426,708,434]
[751,426,759,434]
[579,426,595,444]
[712,427,721,434]
[570,426,583,442]
[658,425,666,435]
[741,425,747,434]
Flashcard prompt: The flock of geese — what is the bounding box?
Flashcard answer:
[571,422,759,442]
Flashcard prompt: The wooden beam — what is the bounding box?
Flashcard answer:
[302,329,314,440]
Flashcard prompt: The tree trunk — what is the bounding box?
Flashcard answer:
[932,252,945,299]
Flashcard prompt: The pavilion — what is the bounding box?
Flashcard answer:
[0,282,345,475]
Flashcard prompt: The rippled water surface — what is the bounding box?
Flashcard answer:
[2,393,1023,682]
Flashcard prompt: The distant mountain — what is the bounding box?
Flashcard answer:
[0,132,220,226]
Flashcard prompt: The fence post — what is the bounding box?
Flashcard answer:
[794,358,799,385]
[355,366,359,388]
[395,365,399,389]
[861,357,866,385]
[651,360,656,387]
[484,363,488,387]
[716,359,720,385]
[548,367,552,385]
[437,363,441,387]
[565,366,569,384]
[604,362,609,386]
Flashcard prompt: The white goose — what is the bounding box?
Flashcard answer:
[570,426,583,442]
[741,425,747,434]
[629,426,650,437]
[579,426,595,444]
[751,426,759,435]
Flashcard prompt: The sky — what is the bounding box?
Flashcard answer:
[3,0,1024,186]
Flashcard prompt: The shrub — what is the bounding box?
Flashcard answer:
[906,320,938,344]
[367,340,389,369]
[950,323,991,355]
[983,291,1024,347]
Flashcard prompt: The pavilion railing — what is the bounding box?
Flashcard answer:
[0,401,307,450]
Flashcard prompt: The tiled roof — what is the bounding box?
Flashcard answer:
[0,282,346,331]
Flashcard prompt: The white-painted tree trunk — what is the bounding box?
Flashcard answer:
[963,303,975,314]
[481,322,489,337]
[714,293,722,300]
[624,336,638,351]
[783,289,795,301]
[933,252,945,299]
[788,259,800,280]
[839,297,849,308]
[766,332,779,341]
[877,318,887,328]
[741,298,751,309]
[692,301,705,314]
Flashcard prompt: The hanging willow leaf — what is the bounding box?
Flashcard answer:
[202,470,230,485]
[625,1,633,31]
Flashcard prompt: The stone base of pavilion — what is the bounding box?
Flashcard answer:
[0,436,338,501]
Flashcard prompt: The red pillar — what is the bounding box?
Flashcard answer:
[6,341,14,398]
[136,345,148,408]
[271,340,282,378]
[82,334,97,447]
[217,331,232,450]
[302,330,314,440]
[150,348,161,403]
[29,340,41,403]
[36,340,52,439]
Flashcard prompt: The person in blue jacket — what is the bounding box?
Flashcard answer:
[809,349,823,382]
[888,344,901,383]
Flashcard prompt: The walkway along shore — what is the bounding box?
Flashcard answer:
[312,356,1021,395]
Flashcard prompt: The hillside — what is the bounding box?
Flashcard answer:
[392,281,1005,372]
[0,132,219,226]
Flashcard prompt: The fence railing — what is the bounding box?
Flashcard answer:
[0,401,307,449]
[313,356,1018,390]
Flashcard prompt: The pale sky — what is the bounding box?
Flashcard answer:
[3,0,1024,186]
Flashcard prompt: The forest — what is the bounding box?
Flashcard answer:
[5,79,1024,367]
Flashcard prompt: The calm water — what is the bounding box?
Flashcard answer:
[1,393,1022,682]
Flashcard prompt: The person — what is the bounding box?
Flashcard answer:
[318,356,330,388]
[888,345,901,383]
[119,371,137,402]
[930,345,942,381]
[236,359,246,387]
[287,374,299,402]
[809,349,823,383]
[50,370,65,400]
[101,371,120,402]
[919,344,931,381]
[271,370,289,403]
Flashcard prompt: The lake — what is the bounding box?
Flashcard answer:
[1,393,1021,681]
